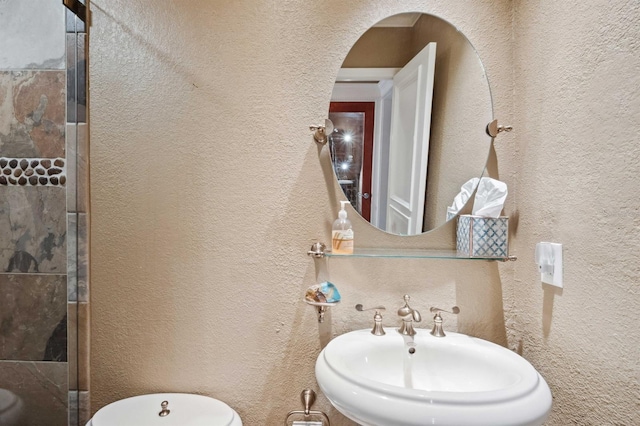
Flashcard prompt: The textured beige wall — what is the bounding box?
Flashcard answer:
[508,0,640,424]
[341,26,414,68]
[89,0,638,425]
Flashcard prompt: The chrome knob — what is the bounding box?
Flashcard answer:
[159,400,170,417]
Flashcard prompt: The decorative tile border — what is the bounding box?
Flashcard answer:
[79,390,91,426]
[66,213,88,304]
[68,390,91,426]
[66,123,88,213]
[66,2,90,422]
[0,157,66,186]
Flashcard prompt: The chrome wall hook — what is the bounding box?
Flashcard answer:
[310,119,334,144]
[486,119,513,138]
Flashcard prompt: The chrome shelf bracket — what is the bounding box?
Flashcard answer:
[307,242,326,258]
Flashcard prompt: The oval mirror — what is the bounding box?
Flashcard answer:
[328,12,493,236]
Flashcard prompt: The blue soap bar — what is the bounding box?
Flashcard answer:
[319,281,341,303]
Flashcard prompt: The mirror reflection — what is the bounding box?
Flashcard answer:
[329,12,493,236]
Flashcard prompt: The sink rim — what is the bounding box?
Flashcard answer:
[321,329,542,405]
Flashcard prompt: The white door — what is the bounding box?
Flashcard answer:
[386,42,437,235]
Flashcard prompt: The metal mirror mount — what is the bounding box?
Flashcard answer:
[486,119,513,138]
[310,119,334,144]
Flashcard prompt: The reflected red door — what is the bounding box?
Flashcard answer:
[329,102,375,221]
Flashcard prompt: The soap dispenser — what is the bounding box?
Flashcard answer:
[332,200,354,254]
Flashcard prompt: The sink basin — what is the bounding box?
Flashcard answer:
[316,329,552,426]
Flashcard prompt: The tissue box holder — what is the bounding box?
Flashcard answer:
[456,215,509,258]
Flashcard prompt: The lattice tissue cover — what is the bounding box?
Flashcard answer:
[457,215,509,258]
[454,178,509,258]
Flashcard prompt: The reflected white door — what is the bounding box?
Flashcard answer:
[386,42,436,235]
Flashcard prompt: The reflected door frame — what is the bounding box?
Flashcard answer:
[329,102,375,221]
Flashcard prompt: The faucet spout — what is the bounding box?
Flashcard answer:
[397,295,422,336]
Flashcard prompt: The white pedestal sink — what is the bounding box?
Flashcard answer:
[316,329,552,426]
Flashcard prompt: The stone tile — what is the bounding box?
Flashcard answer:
[66,8,77,34]
[0,274,67,361]
[77,123,88,212]
[77,34,87,124]
[79,390,91,426]
[66,34,87,125]
[0,186,67,273]
[0,0,65,70]
[77,213,88,302]
[65,123,88,213]
[0,361,68,426]
[68,390,79,426]
[66,34,77,124]
[69,390,89,426]
[77,302,90,391]
[0,71,66,158]
[66,124,77,212]
[65,0,86,34]
[67,213,78,302]
[68,302,78,391]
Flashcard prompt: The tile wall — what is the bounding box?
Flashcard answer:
[0,1,89,425]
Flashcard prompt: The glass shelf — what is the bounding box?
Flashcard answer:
[306,242,516,261]
[324,248,515,261]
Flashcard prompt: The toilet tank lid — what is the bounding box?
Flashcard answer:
[92,393,238,426]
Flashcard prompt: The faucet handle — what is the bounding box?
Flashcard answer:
[355,304,385,312]
[429,306,460,337]
[355,304,386,336]
[398,295,421,322]
[430,306,460,315]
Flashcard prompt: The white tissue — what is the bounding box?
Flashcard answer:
[472,178,508,218]
[446,178,479,219]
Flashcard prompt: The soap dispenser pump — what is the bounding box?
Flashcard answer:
[332,201,354,254]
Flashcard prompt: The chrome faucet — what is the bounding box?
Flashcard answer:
[397,295,421,336]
